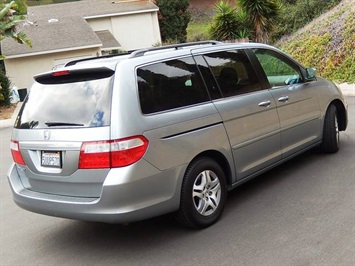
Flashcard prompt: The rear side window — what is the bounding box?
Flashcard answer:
[137,57,210,114]
[15,76,113,129]
[203,50,261,97]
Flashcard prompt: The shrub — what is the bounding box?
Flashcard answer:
[209,1,252,41]
[0,71,11,107]
[155,0,191,43]
[271,0,342,42]
[279,9,355,83]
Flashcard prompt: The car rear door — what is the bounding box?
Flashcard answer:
[252,48,321,158]
[11,68,115,198]
[195,50,281,180]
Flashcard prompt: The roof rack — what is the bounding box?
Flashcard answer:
[64,41,223,67]
[65,52,131,67]
[129,40,223,58]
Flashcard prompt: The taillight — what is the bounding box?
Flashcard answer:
[10,140,26,165]
[79,136,149,169]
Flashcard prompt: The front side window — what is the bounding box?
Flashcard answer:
[137,57,210,114]
[203,50,262,97]
[254,49,303,88]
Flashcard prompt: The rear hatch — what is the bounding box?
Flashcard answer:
[11,67,115,198]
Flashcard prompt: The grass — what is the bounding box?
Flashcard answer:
[187,22,210,42]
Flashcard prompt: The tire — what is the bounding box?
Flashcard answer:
[176,157,227,228]
[321,104,339,153]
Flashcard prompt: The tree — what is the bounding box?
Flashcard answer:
[209,1,251,41]
[0,0,31,58]
[155,0,191,43]
[237,0,282,43]
[0,0,31,105]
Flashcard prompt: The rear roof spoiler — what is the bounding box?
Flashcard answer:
[34,67,115,84]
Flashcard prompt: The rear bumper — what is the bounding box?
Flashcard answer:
[7,162,185,223]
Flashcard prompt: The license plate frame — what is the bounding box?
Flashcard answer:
[41,151,62,168]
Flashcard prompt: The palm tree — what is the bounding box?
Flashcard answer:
[0,0,31,104]
[237,0,282,43]
[209,1,251,41]
[0,0,31,58]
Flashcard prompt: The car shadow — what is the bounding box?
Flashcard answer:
[40,148,326,254]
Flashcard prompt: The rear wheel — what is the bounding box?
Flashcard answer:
[321,104,339,153]
[176,157,227,228]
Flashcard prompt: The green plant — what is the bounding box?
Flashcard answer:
[271,0,342,42]
[155,0,191,43]
[237,0,282,43]
[209,1,240,41]
[279,9,355,83]
[0,71,12,107]
[209,1,252,41]
[0,0,32,59]
[187,22,210,42]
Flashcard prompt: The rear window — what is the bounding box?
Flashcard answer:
[15,76,113,129]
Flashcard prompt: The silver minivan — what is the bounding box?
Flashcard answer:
[8,41,348,228]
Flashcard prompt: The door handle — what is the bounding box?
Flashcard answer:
[278,96,289,102]
[258,100,271,107]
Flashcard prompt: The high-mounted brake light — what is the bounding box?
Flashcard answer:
[79,136,149,169]
[10,140,26,165]
[52,70,70,77]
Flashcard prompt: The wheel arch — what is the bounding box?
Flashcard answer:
[329,99,347,131]
[189,150,233,188]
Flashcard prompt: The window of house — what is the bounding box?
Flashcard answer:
[137,57,210,114]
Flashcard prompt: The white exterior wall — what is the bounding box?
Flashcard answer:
[88,12,161,51]
[111,12,161,50]
[5,48,101,89]
[86,17,113,33]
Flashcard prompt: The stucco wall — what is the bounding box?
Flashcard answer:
[88,12,161,51]
[111,13,161,50]
[86,17,113,33]
[5,48,101,89]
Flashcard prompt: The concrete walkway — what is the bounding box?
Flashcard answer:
[1,83,354,129]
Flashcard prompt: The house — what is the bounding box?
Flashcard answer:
[1,0,161,89]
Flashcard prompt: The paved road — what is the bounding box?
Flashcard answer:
[1,97,354,265]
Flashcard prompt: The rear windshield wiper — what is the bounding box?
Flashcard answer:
[45,122,84,127]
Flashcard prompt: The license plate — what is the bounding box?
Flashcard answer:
[41,151,62,168]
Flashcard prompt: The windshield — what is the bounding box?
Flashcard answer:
[15,76,113,129]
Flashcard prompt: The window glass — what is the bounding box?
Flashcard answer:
[203,50,261,97]
[137,57,210,114]
[15,77,113,129]
[254,49,303,87]
[193,55,222,100]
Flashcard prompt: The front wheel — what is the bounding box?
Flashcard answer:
[321,104,339,153]
[176,157,227,228]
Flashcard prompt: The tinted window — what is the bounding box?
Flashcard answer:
[137,57,210,114]
[193,55,222,100]
[254,49,303,87]
[15,77,113,129]
[203,50,261,97]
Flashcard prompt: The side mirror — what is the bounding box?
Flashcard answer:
[305,68,316,81]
